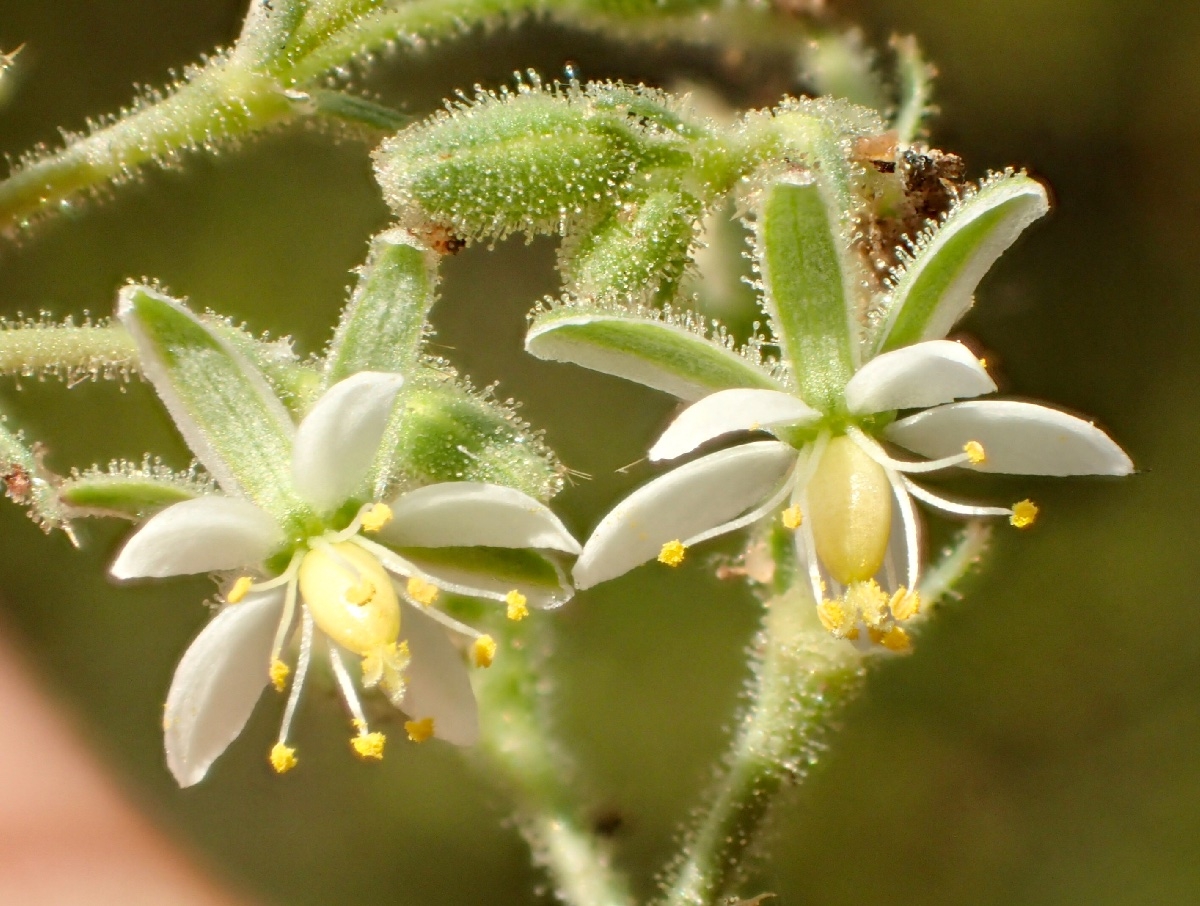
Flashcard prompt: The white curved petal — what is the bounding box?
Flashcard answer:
[380,483,581,555]
[164,589,286,787]
[292,371,405,511]
[845,340,997,415]
[111,497,282,579]
[649,389,820,462]
[886,400,1134,476]
[397,601,479,746]
[573,440,798,590]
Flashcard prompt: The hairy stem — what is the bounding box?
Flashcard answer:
[285,0,550,84]
[0,61,295,235]
[474,619,635,906]
[0,324,136,377]
[662,588,865,906]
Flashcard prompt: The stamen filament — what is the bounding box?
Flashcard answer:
[882,459,921,590]
[328,642,369,728]
[682,465,798,549]
[353,535,516,604]
[902,477,1015,519]
[395,579,483,639]
[846,426,975,474]
[277,610,314,750]
[268,553,304,674]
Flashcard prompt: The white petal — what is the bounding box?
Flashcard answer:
[845,340,997,415]
[164,589,286,787]
[292,371,405,511]
[380,482,581,554]
[573,440,798,589]
[649,389,821,461]
[886,400,1134,475]
[111,497,283,579]
[397,601,479,746]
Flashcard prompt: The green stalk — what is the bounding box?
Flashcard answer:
[0,62,294,235]
[0,324,136,377]
[0,0,545,235]
[662,587,865,906]
[284,0,550,84]
[474,618,635,906]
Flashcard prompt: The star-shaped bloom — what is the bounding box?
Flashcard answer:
[533,171,1133,652]
[112,289,579,786]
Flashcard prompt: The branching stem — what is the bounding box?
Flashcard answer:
[474,619,635,906]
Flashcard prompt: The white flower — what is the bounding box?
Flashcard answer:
[573,338,1132,651]
[113,371,581,787]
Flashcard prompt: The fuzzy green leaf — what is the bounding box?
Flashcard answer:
[756,179,857,411]
[526,308,782,401]
[376,374,562,503]
[118,286,306,526]
[873,173,1050,353]
[324,229,438,387]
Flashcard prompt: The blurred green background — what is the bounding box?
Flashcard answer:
[0,1,1196,903]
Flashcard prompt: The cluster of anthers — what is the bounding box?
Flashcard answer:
[215,499,530,775]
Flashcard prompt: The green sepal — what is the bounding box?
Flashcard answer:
[562,186,702,304]
[526,303,783,401]
[205,318,320,414]
[375,371,563,503]
[117,285,307,527]
[0,414,69,536]
[59,460,212,520]
[372,81,693,241]
[872,172,1050,354]
[324,229,438,387]
[396,545,564,593]
[755,179,858,411]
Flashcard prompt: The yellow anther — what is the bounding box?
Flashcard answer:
[963,441,987,465]
[472,634,497,668]
[269,743,298,774]
[843,580,890,628]
[360,502,394,533]
[658,540,687,567]
[405,717,435,743]
[506,590,529,621]
[227,576,253,604]
[877,625,912,653]
[351,731,387,760]
[889,588,921,622]
[406,576,439,606]
[816,599,851,635]
[978,357,988,369]
[345,580,375,606]
[269,658,290,692]
[1010,499,1039,529]
[781,506,804,530]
